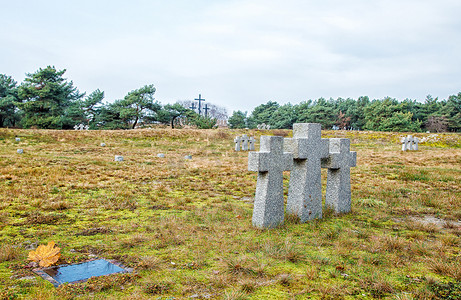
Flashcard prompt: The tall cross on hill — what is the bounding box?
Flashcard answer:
[189,103,197,112]
[194,94,205,115]
[204,104,210,117]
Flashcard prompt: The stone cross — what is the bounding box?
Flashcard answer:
[401,135,418,151]
[248,136,293,228]
[321,138,356,214]
[241,134,249,151]
[78,124,85,130]
[411,137,419,150]
[234,136,242,151]
[249,136,256,151]
[74,125,79,130]
[84,125,89,130]
[284,123,329,221]
[406,135,413,151]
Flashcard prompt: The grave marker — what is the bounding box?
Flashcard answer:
[114,155,123,161]
[17,149,23,154]
[284,123,329,221]
[321,138,356,213]
[248,136,293,228]
[241,134,249,151]
[249,136,256,151]
[234,136,242,151]
[412,137,419,150]
[157,153,165,158]
[15,138,20,142]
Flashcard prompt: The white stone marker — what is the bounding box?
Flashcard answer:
[15,138,20,142]
[100,143,106,147]
[412,137,419,150]
[157,153,165,158]
[74,125,79,130]
[114,155,123,161]
[248,136,293,228]
[406,135,413,151]
[321,138,356,214]
[17,149,23,154]
[284,123,329,221]
[241,134,249,151]
[234,136,242,151]
[401,136,408,151]
[184,155,192,160]
[249,136,256,151]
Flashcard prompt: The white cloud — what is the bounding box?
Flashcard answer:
[1,0,460,113]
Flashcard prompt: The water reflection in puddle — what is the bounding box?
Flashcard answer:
[43,259,126,285]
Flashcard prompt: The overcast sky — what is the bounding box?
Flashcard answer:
[1,0,460,114]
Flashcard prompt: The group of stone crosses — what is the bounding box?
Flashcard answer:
[234,134,256,151]
[248,123,357,229]
[401,135,419,151]
[74,124,89,130]
[257,123,271,130]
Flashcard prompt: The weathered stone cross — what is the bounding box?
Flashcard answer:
[321,138,356,213]
[234,136,242,151]
[284,123,329,221]
[401,135,418,151]
[249,136,256,151]
[241,134,249,151]
[248,136,293,228]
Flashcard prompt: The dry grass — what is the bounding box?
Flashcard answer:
[0,128,460,299]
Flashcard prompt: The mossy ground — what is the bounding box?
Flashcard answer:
[0,128,460,299]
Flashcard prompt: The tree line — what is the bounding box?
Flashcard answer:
[228,94,461,132]
[2,66,460,132]
[0,66,224,129]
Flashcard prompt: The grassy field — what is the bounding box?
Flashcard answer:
[0,128,460,299]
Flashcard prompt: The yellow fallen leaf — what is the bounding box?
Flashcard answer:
[28,241,61,267]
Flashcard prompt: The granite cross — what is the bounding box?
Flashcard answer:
[321,138,356,214]
[401,136,408,151]
[248,136,293,228]
[411,137,419,150]
[284,123,329,221]
[241,134,249,151]
[249,136,256,151]
[234,136,242,151]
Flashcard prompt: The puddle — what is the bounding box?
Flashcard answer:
[34,259,131,286]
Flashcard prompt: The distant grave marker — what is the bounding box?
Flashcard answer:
[234,136,242,151]
[15,138,20,142]
[249,136,256,151]
[157,153,165,158]
[17,149,24,154]
[114,155,123,161]
[234,135,255,151]
[241,134,249,151]
[401,135,419,151]
[100,143,106,147]
[184,155,192,160]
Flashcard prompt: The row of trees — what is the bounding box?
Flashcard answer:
[0,66,224,129]
[228,95,461,132]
